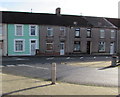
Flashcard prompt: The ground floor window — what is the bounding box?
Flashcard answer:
[99,42,105,52]
[14,40,24,52]
[74,41,80,51]
[46,41,53,51]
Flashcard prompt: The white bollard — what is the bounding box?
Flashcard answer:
[51,63,56,84]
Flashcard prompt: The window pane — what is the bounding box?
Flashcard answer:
[15,40,23,51]
[100,30,105,38]
[46,41,53,50]
[87,28,91,37]
[75,29,80,37]
[111,30,115,38]
[47,28,53,36]
[60,27,65,36]
[30,26,36,35]
[99,42,105,51]
[16,25,22,36]
[74,42,80,51]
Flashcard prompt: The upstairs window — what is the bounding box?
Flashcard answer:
[87,28,91,38]
[29,25,37,36]
[111,30,115,38]
[60,27,66,36]
[75,28,80,38]
[100,30,105,38]
[15,24,23,36]
[47,27,53,36]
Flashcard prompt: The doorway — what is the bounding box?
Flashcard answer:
[87,41,91,54]
[60,42,65,55]
[110,42,114,55]
[30,40,37,55]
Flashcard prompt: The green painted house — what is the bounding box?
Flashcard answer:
[7,24,39,56]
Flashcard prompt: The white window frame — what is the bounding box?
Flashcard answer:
[99,42,105,52]
[47,27,53,36]
[111,30,115,38]
[14,39,25,52]
[100,29,105,38]
[29,25,38,36]
[60,27,66,36]
[15,24,24,36]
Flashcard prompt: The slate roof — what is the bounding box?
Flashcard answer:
[1,11,92,27]
[106,18,120,28]
[0,11,118,28]
[83,16,116,28]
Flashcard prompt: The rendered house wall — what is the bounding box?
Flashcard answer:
[7,24,39,56]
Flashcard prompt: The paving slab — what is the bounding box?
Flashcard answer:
[1,73,118,96]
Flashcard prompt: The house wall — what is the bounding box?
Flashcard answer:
[0,24,7,56]
[118,29,120,54]
[39,25,117,55]
[7,24,39,56]
[91,28,117,55]
[39,25,69,55]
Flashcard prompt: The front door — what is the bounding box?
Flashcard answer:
[30,40,36,55]
[87,41,91,54]
[110,42,114,55]
[60,42,65,55]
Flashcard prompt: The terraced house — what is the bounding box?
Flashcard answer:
[2,11,39,56]
[106,18,120,61]
[0,9,119,56]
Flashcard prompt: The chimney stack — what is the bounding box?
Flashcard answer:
[56,7,61,16]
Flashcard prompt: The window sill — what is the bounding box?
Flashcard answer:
[15,35,24,36]
[73,50,81,52]
[75,37,80,38]
[14,51,24,52]
[98,51,106,53]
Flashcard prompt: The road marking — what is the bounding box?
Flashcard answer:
[80,57,83,59]
[16,58,29,60]
[6,65,15,67]
[17,64,29,67]
[0,65,4,68]
[17,64,49,70]
[66,57,70,60]
[46,57,54,60]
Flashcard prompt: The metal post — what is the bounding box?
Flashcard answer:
[51,63,56,84]
[111,56,117,66]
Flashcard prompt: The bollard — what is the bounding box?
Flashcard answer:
[51,63,56,84]
[111,56,117,66]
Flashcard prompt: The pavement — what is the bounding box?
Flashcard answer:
[1,73,118,96]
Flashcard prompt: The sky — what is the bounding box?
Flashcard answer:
[0,0,120,18]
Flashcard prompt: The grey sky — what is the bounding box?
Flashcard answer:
[0,0,119,18]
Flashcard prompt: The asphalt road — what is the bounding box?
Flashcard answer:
[1,56,119,87]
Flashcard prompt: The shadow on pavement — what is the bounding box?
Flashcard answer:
[98,64,120,70]
[2,83,52,96]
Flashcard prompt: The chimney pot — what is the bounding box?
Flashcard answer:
[56,7,61,16]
